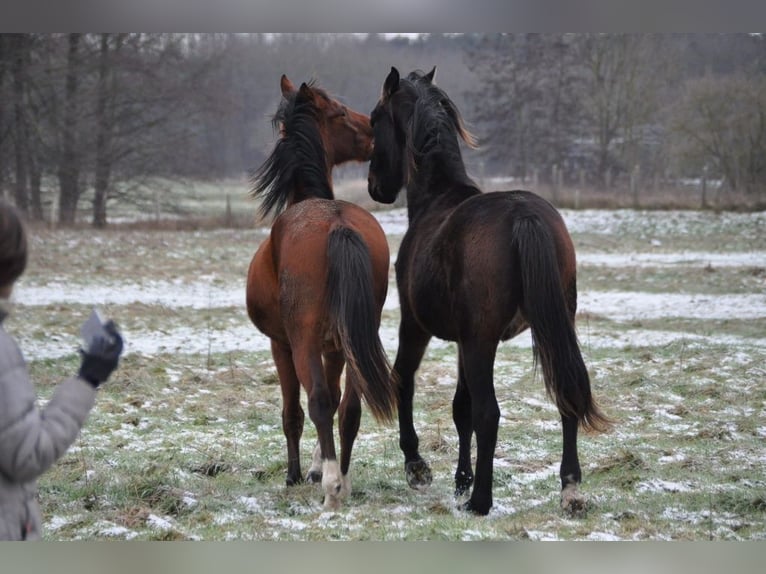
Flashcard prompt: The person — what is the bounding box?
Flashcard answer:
[0,201,123,540]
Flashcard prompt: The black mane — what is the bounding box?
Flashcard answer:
[250,82,333,217]
[403,72,477,189]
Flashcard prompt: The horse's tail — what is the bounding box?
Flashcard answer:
[513,216,611,433]
[326,226,396,423]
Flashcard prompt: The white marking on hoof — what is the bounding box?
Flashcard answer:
[321,459,351,510]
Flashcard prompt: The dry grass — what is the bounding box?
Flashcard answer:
[9,189,766,540]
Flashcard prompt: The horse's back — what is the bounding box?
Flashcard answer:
[444,190,575,277]
[273,199,388,285]
[247,198,389,345]
[400,189,576,342]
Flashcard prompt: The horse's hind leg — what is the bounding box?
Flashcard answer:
[337,373,362,500]
[458,338,500,516]
[453,351,474,496]
[293,342,342,509]
[306,351,345,483]
[560,282,585,514]
[272,340,304,486]
[560,414,585,514]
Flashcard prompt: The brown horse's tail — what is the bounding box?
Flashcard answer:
[326,226,397,423]
[512,216,611,433]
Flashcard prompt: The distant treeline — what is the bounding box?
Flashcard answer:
[1,33,764,225]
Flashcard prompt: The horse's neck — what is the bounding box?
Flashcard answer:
[286,170,335,207]
[406,154,479,222]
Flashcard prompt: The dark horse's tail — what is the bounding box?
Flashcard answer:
[513,216,611,432]
[326,226,397,423]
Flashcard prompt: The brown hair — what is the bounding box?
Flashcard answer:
[0,201,28,288]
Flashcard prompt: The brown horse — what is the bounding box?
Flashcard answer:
[367,67,611,515]
[247,76,396,509]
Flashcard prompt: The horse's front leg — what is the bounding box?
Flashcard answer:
[560,414,585,514]
[272,340,304,486]
[394,309,433,490]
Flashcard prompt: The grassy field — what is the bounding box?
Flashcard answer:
[6,186,766,540]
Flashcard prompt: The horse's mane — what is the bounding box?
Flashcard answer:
[405,70,478,174]
[250,81,333,217]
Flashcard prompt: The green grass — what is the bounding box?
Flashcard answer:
[9,198,766,540]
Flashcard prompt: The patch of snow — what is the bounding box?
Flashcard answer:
[577,251,766,268]
[637,479,693,493]
[269,518,308,531]
[15,280,243,309]
[659,453,687,464]
[525,530,560,541]
[461,529,487,540]
[239,496,262,512]
[47,515,73,532]
[97,524,139,539]
[147,514,174,530]
[214,511,243,525]
[513,463,559,485]
[587,531,622,541]
[579,291,766,321]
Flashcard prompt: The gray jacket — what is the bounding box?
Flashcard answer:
[0,308,96,540]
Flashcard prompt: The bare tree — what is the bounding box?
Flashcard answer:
[57,33,83,225]
[0,36,7,200]
[92,33,126,228]
[574,34,664,188]
[463,33,584,182]
[10,34,30,213]
[671,73,766,199]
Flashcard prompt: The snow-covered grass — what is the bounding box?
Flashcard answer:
[7,207,766,540]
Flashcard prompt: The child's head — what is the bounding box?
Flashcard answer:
[0,201,28,297]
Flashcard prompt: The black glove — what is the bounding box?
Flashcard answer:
[78,320,124,387]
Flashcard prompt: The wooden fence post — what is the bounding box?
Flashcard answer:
[701,165,709,209]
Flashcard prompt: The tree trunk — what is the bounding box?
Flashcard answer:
[93,34,113,228]
[28,150,43,220]
[57,33,82,225]
[11,34,29,212]
[0,36,7,201]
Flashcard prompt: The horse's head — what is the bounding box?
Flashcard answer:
[367,66,435,204]
[368,66,478,205]
[280,75,373,168]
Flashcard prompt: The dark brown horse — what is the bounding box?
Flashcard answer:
[367,67,611,516]
[247,75,396,509]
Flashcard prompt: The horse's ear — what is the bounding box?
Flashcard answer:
[297,82,315,103]
[424,66,436,84]
[280,75,295,97]
[383,67,400,100]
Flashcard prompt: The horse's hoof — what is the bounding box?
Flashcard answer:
[454,471,474,496]
[461,498,491,516]
[405,459,433,490]
[323,495,342,511]
[286,474,303,487]
[561,483,587,517]
[306,470,322,484]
